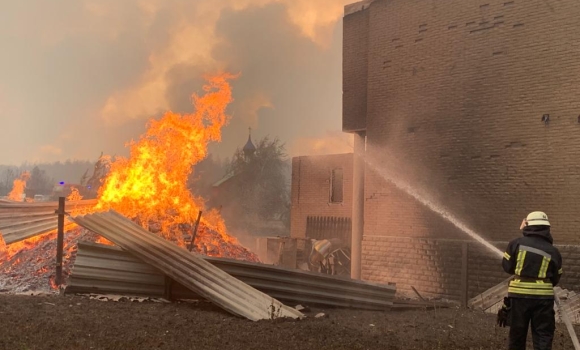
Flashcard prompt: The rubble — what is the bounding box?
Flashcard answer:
[87,294,169,303]
[0,212,260,294]
[0,227,100,293]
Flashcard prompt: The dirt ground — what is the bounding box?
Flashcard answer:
[0,294,578,350]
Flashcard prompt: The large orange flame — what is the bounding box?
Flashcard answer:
[0,73,258,293]
[96,73,240,250]
[8,171,30,201]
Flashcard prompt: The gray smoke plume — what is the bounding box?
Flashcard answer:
[0,0,352,165]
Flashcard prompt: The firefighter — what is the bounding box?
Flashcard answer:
[497,211,563,350]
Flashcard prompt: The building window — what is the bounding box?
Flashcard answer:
[330,168,344,203]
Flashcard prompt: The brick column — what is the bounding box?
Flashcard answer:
[351,131,366,279]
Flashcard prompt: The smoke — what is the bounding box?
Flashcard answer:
[0,0,351,164]
[39,145,63,156]
[289,131,353,156]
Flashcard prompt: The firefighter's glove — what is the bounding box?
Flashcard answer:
[496,297,511,328]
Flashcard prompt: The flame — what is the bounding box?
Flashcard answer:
[49,276,58,290]
[0,227,96,291]
[0,235,6,258]
[67,187,83,201]
[0,73,258,295]
[4,230,55,260]
[96,236,114,246]
[8,171,30,201]
[96,73,244,252]
[2,222,78,261]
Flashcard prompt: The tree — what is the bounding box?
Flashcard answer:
[84,153,112,198]
[187,154,226,200]
[27,166,54,194]
[80,168,89,186]
[0,168,16,196]
[220,136,290,233]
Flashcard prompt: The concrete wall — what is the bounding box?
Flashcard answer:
[290,154,353,239]
[343,0,580,297]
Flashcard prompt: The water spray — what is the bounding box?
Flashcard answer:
[363,149,579,348]
[363,151,502,258]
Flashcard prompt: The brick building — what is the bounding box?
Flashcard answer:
[292,0,580,302]
[290,153,353,244]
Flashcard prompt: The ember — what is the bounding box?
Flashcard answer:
[0,228,100,293]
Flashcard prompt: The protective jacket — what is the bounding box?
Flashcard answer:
[502,226,563,298]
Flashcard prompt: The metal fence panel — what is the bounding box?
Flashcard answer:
[0,199,97,244]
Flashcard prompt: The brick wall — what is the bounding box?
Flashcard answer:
[290,154,354,239]
[342,0,580,298]
[362,235,580,301]
[349,0,580,244]
[343,7,369,132]
[362,236,464,300]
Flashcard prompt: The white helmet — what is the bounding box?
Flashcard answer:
[520,211,550,229]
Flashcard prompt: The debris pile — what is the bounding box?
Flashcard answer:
[0,228,99,293]
[0,216,259,294]
[67,239,399,311]
[146,219,259,262]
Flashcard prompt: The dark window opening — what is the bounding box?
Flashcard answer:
[330,168,344,203]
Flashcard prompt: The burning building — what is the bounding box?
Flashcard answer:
[291,0,580,302]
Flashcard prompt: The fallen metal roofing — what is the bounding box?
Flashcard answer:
[467,277,511,311]
[0,199,97,245]
[71,210,304,321]
[469,278,580,325]
[67,241,397,310]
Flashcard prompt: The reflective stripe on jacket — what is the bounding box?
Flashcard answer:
[502,227,562,299]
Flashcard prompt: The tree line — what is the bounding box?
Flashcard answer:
[0,160,93,197]
[1,136,291,235]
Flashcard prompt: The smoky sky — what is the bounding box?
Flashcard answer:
[213,4,344,156]
[0,1,349,166]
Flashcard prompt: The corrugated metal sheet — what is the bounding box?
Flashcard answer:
[467,277,510,311]
[67,241,397,310]
[71,210,304,321]
[69,242,167,297]
[468,280,580,325]
[0,199,98,244]
[206,257,395,310]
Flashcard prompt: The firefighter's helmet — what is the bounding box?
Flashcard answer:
[520,211,550,229]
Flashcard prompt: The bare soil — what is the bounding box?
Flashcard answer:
[0,294,578,350]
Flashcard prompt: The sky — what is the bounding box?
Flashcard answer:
[0,0,354,166]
